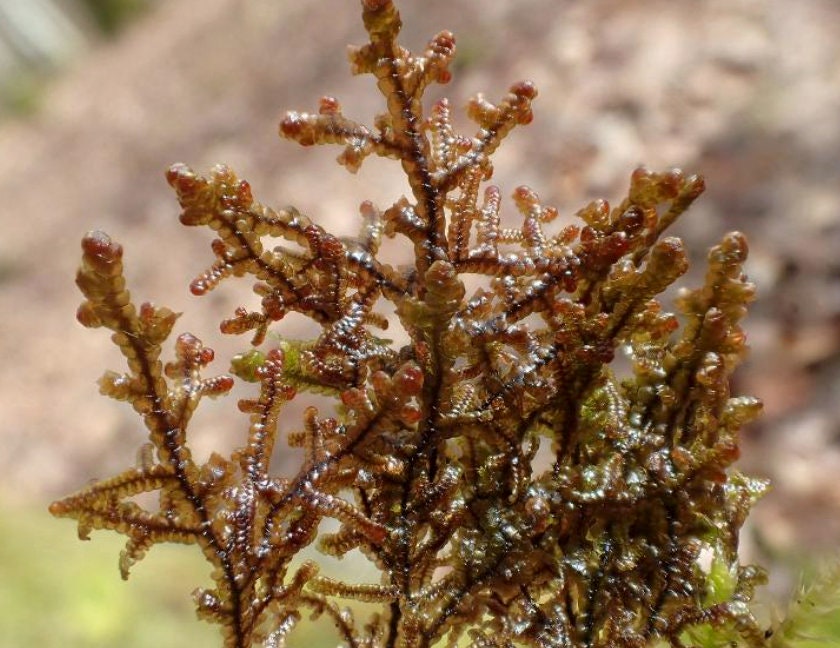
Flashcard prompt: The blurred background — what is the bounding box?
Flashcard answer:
[1,0,839,645]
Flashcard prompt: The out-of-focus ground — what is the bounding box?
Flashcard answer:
[1,0,839,644]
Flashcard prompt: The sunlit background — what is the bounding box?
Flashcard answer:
[1,0,839,645]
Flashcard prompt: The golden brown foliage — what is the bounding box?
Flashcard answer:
[52,1,777,646]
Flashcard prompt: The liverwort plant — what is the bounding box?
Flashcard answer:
[51,1,837,646]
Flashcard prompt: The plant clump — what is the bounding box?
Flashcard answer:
[51,2,793,647]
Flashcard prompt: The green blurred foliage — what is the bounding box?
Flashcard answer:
[1,500,218,646]
[771,561,840,648]
[1,499,363,647]
[0,73,44,118]
[80,0,155,36]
